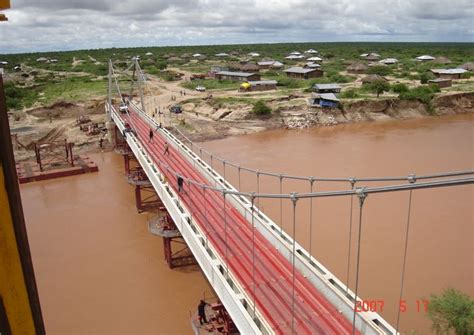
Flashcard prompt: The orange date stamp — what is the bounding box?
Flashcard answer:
[354,300,429,313]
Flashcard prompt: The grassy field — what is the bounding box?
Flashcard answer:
[1,42,473,110]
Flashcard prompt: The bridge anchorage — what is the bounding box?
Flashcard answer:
[105,59,474,335]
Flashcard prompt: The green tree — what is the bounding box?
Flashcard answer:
[419,71,436,84]
[252,100,272,115]
[427,288,474,335]
[392,83,409,94]
[367,80,391,98]
[368,65,393,76]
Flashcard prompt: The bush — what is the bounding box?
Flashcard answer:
[4,82,38,110]
[368,65,393,76]
[367,80,391,97]
[276,77,301,88]
[252,100,272,115]
[340,89,359,99]
[427,288,474,335]
[392,83,409,93]
[419,71,436,84]
[399,85,440,104]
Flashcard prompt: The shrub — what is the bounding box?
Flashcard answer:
[427,288,474,335]
[276,78,301,88]
[392,83,409,93]
[340,89,359,99]
[399,85,440,104]
[252,100,272,115]
[419,71,436,84]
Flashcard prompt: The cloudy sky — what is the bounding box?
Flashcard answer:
[0,0,473,54]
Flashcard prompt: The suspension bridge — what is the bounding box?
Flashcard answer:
[105,60,473,334]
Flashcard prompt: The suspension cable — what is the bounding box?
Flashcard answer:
[291,192,298,335]
[250,194,257,317]
[396,188,414,333]
[309,178,315,258]
[346,178,356,293]
[352,188,367,335]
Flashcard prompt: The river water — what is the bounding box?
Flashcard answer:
[21,114,473,334]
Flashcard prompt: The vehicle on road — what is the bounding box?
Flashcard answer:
[170,105,183,114]
[196,85,206,92]
[119,102,128,113]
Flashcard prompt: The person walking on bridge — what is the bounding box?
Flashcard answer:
[149,128,154,143]
[163,141,169,155]
[177,175,184,193]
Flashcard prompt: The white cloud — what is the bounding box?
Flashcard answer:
[0,0,473,53]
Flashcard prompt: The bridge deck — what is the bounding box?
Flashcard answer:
[122,108,359,334]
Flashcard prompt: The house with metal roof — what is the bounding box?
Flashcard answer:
[215,53,229,57]
[304,62,321,69]
[240,80,277,92]
[285,55,304,60]
[430,68,467,80]
[428,78,452,88]
[416,55,435,61]
[305,49,318,54]
[247,52,260,57]
[289,51,301,55]
[309,93,340,108]
[307,56,322,62]
[379,58,398,65]
[313,83,341,94]
[271,61,284,69]
[360,53,381,61]
[284,67,323,79]
[215,71,261,82]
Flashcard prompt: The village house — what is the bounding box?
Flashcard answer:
[313,83,341,94]
[247,52,260,57]
[307,56,322,62]
[0,61,8,65]
[284,67,323,79]
[289,51,301,55]
[305,49,318,54]
[379,58,398,65]
[416,55,435,61]
[215,53,229,57]
[361,74,388,84]
[360,53,380,61]
[240,80,277,92]
[428,78,452,88]
[309,93,340,108]
[240,63,260,73]
[215,71,261,82]
[285,55,304,60]
[459,62,474,71]
[304,62,321,69]
[270,61,284,69]
[430,68,467,80]
[347,62,368,74]
[257,61,275,69]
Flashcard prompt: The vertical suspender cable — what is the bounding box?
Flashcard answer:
[290,192,298,335]
[256,171,260,208]
[223,161,226,181]
[223,191,228,276]
[279,175,283,233]
[346,178,356,293]
[238,166,241,191]
[396,189,414,333]
[309,178,315,258]
[251,194,257,317]
[352,187,367,335]
[203,186,209,248]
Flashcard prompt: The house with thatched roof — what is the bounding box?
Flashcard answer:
[347,62,368,74]
[168,57,183,62]
[361,74,388,84]
[240,63,260,73]
[271,61,284,69]
[360,53,380,61]
[434,57,451,64]
[181,53,191,59]
[458,62,474,71]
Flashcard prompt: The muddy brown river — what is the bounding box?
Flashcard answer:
[21,114,473,334]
